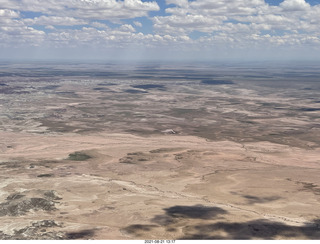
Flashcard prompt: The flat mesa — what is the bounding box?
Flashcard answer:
[0,62,320,240]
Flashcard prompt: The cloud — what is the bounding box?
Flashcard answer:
[0,0,319,61]
[0,9,20,18]
[280,0,310,11]
[25,16,88,26]
[154,0,269,35]
[45,25,56,30]
[0,0,160,51]
[133,21,142,27]
[119,24,135,32]
[166,0,189,7]
[153,0,320,48]
[90,21,109,29]
[0,0,160,20]
[0,25,45,47]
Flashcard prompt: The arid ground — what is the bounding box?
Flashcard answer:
[0,62,320,239]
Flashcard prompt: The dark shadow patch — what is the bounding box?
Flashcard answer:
[162,205,227,220]
[65,229,95,240]
[201,79,234,85]
[97,83,117,86]
[299,108,320,112]
[243,195,281,204]
[37,174,54,178]
[93,87,110,91]
[131,84,166,90]
[151,215,178,226]
[180,219,320,240]
[124,205,227,238]
[146,205,228,231]
[67,152,91,161]
[124,89,148,94]
[56,91,79,97]
[123,204,320,240]
[42,85,60,90]
[121,224,158,237]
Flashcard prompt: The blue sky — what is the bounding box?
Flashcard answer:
[0,0,320,61]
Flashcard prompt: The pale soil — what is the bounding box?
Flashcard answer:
[0,131,319,239]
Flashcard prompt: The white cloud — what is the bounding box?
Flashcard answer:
[0,25,45,47]
[153,14,226,34]
[0,9,20,18]
[154,0,269,35]
[26,16,88,26]
[0,0,320,61]
[45,25,56,30]
[91,21,109,29]
[0,0,160,52]
[152,0,320,50]
[280,0,310,11]
[0,0,159,20]
[133,21,142,27]
[119,24,135,32]
[40,25,193,50]
[166,0,189,7]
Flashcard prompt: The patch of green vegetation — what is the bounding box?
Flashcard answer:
[67,152,92,161]
[37,174,54,178]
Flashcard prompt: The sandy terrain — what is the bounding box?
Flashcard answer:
[0,63,320,239]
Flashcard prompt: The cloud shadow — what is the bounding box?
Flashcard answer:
[122,204,320,240]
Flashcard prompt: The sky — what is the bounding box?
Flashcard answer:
[0,0,320,62]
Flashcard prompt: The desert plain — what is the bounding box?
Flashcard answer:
[0,62,320,239]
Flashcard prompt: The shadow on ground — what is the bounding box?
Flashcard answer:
[65,229,95,239]
[180,219,320,239]
[242,195,281,205]
[122,204,320,240]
